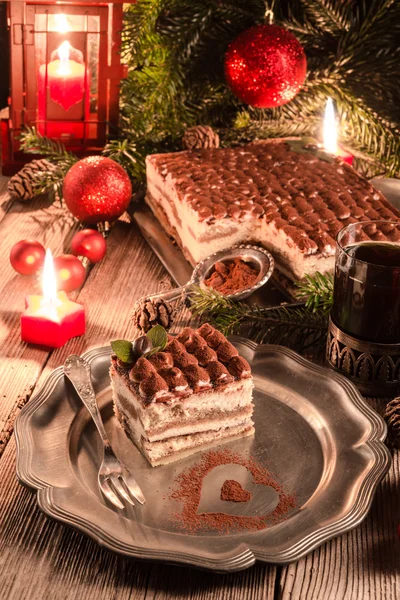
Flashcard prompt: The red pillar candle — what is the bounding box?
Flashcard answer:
[39,41,85,110]
[21,249,85,348]
[37,41,87,138]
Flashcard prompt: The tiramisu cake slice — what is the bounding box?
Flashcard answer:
[146,141,400,280]
[110,324,254,467]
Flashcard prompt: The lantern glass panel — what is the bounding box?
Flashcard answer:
[34,13,100,141]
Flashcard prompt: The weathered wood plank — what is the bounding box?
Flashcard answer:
[0,175,13,222]
[144,561,277,599]
[279,398,400,600]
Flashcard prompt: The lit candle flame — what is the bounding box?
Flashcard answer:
[42,249,58,304]
[57,40,71,74]
[323,97,338,155]
[54,14,69,34]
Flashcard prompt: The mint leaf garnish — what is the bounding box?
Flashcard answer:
[111,326,167,362]
[146,325,168,352]
[144,346,162,358]
[111,339,134,363]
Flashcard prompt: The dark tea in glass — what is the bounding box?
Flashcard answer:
[332,221,400,344]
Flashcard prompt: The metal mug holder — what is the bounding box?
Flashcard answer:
[326,316,400,397]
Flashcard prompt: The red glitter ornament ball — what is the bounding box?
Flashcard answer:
[10,240,46,275]
[63,156,132,224]
[71,229,107,263]
[54,254,86,293]
[225,24,307,108]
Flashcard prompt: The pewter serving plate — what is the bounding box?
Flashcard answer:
[15,339,390,572]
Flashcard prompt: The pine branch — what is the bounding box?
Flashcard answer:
[121,0,165,64]
[295,0,352,36]
[20,126,78,165]
[295,272,334,313]
[28,166,65,199]
[121,0,400,177]
[189,286,329,355]
[19,127,141,195]
[19,126,78,198]
[245,78,400,177]
[102,138,142,183]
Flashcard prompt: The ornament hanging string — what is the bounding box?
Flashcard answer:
[264,10,274,24]
[264,0,275,24]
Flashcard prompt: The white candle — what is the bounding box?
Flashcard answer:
[323,98,338,154]
[323,98,353,165]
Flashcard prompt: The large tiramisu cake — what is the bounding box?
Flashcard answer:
[146,141,400,280]
[111,324,254,467]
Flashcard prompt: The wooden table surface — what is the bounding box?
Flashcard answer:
[0,177,399,600]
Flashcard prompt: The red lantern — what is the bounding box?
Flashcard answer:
[2,1,135,175]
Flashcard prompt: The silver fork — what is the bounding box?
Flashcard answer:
[64,354,145,510]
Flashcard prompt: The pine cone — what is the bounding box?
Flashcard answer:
[384,396,400,447]
[182,126,220,151]
[131,298,175,333]
[7,159,55,201]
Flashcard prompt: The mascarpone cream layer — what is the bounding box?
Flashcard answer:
[140,422,254,465]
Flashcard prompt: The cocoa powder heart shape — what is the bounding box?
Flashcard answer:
[197,463,279,517]
[169,448,296,534]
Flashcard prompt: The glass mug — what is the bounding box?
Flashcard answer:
[327,220,400,395]
[331,221,400,344]
[331,220,400,345]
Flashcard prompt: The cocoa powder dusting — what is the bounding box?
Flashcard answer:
[204,259,259,295]
[169,448,296,534]
[220,479,252,503]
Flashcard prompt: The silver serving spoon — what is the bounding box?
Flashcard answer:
[136,244,275,306]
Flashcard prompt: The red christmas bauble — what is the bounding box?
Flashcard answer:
[10,240,46,275]
[54,254,86,292]
[224,24,307,108]
[71,229,107,263]
[63,156,132,224]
